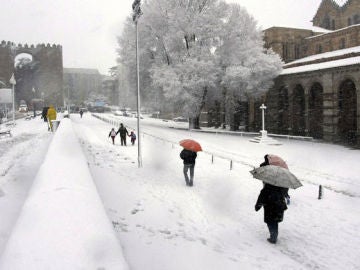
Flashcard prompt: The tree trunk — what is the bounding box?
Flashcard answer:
[189,116,200,129]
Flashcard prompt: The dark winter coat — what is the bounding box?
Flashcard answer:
[255,184,288,223]
[116,125,128,137]
[180,149,197,165]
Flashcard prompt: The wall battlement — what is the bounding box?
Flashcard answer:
[1,40,62,50]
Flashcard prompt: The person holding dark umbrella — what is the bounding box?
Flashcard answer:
[254,155,289,244]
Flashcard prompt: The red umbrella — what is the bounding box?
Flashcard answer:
[267,154,288,169]
[179,139,202,152]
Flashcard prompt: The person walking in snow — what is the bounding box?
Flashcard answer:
[79,109,83,118]
[108,128,117,145]
[46,105,57,131]
[260,154,291,203]
[255,155,289,244]
[116,123,129,146]
[129,130,136,145]
[180,148,197,187]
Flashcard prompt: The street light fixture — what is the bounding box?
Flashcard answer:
[132,0,143,168]
[9,73,16,125]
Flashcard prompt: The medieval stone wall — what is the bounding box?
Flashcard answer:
[0,41,63,107]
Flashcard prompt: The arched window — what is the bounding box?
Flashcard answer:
[348,17,352,26]
[316,44,323,53]
[354,14,359,24]
[339,38,346,49]
[322,16,330,29]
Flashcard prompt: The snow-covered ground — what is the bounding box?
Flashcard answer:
[0,112,359,269]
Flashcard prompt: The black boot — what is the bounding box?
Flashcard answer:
[267,238,276,244]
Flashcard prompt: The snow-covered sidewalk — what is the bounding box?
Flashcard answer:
[0,119,129,269]
[74,114,360,270]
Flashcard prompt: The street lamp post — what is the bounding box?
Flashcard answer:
[9,73,16,125]
[132,0,143,168]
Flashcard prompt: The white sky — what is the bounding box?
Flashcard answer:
[0,0,323,74]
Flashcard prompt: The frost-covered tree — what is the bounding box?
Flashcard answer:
[216,4,283,130]
[116,0,282,129]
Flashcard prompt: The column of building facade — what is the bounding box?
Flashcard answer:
[322,73,337,142]
[304,86,310,137]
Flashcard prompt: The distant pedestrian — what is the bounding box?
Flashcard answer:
[80,109,83,118]
[41,107,49,122]
[46,105,57,131]
[116,123,129,146]
[180,148,197,186]
[255,155,289,244]
[108,128,117,145]
[129,130,136,145]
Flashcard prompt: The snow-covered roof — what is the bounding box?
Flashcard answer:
[281,56,360,75]
[284,46,360,66]
[264,25,332,33]
[306,24,360,40]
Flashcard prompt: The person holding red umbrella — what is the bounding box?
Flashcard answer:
[179,139,202,187]
[180,148,197,186]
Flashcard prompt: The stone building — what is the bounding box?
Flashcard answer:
[63,68,102,105]
[262,0,360,146]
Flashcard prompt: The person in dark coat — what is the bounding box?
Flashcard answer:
[41,107,49,122]
[255,155,288,244]
[261,154,291,203]
[80,109,84,118]
[255,183,288,244]
[116,123,129,146]
[180,148,197,186]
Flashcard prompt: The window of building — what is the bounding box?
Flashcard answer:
[282,43,288,59]
[354,14,359,24]
[348,17,352,26]
[295,44,300,59]
[316,44,323,53]
[322,16,330,29]
[331,20,335,30]
[339,38,346,49]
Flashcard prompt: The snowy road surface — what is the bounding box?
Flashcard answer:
[1,113,359,269]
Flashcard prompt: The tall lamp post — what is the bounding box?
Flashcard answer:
[132,0,143,168]
[9,73,16,125]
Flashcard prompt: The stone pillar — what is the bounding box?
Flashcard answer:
[287,87,294,135]
[356,79,360,146]
[304,87,310,137]
[322,74,337,142]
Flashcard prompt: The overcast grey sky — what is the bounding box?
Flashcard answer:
[0,0,323,74]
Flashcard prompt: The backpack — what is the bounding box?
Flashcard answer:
[111,130,116,136]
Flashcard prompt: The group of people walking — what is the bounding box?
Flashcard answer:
[179,149,291,245]
[108,123,136,146]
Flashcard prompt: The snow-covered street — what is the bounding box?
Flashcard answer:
[0,113,359,269]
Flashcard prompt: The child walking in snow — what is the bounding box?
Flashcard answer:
[129,131,136,145]
[108,128,117,145]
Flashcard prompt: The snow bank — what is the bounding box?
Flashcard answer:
[0,119,129,270]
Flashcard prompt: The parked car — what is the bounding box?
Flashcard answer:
[19,104,28,113]
[173,116,188,122]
